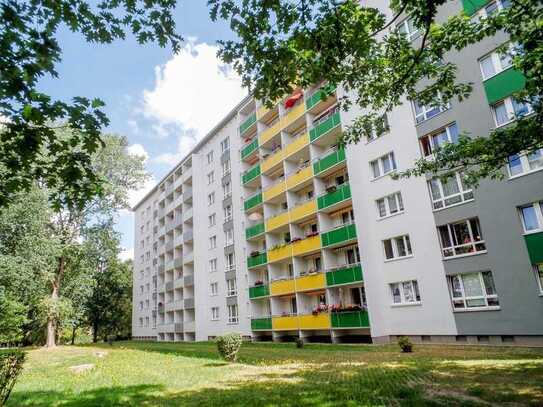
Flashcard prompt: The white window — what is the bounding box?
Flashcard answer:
[479,45,513,81]
[367,113,390,142]
[226,278,237,296]
[412,98,449,124]
[227,304,239,324]
[438,218,486,258]
[208,192,215,205]
[507,148,543,178]
[473,0,511,20]
[224,229,234,246]
[397,17,420,41]
[447,271,499,310]
[535,264,543,294]
[383,235,413,260]
[419,123,459,157]
[223,181,232,198]
[519,201,543,233]
[222,159,231,176]
[211,306,219,321]
[428,172,474,210]
[207,171,215,185]
[210,282,218,296]
[209,258,217,272]
[207,150,214,164]
[209,235,217,249]
[492,96,533,127]
[220,137,230,153]
[376,192,404,218]
[208,213,216,227]
[390,280,421,305]
[224,205,233,222]
[370,152,397,179]
[139,301,143,310]
[139,317,143,327]
[225,253,235,271]
[145,317,149,327]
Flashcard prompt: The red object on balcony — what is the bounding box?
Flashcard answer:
[284,92,303,109]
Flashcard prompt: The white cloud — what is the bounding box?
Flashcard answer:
[119,247,134,262]
[127,175,156,210]
[152,130,198,166]
[127,143,148,163]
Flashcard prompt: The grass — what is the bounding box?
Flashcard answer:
[9,340,543,406]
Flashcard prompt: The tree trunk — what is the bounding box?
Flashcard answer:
[92,321,98,343]
[71,325,77,345]
[45,256,65,348]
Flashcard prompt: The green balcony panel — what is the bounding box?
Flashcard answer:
[242,164,261,185]
[313,147,346,175]
[241,138,259,160]
[331,310,369,328]
[461,0,490,15]
[484,69,526,105]
[524,232,543,264]
[326,264,363,286]
[251,317,272,330]
[249,284,270,298]
[317,184,351,211]
[247,252,267,269]
[246,223,265,240]
[321,224,357,248]
[240,112,256,135]
[309,111,341,143]
[306,84,337,110]
[244,193,263,211]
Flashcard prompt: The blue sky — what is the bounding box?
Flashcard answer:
[39,2,248,260]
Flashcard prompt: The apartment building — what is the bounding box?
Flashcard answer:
[133,0,543,345]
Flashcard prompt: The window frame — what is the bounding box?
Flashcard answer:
[226,278,237,297]
[507,148,543,179]
[535,264,543,295]
[209,258,217,272]
[210,282,219,296]
[370,152,397,180]
[211,306,220,321]
[208,213,216,227]
[447,271,500,311]
[518,201,543,234]
[428,172,474,211]
[412,97,449,124]
[376,191,404,219]
[437,218,487,259]
[209,235,217,249]
[478,43,513,81]
[396,16,421,42]
[207,150,214,164]
[227,304,239,324]
[419,122,459,158]
[383,234,413,261]
[389,280,421,306]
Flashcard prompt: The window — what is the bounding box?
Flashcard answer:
[376,192,404,218]
[211,306,219,321]
[207,151,214,164]
[225,229,234,246]
[220,137,230,153]
[208,192,215,205]
[226,278,237,296]
[473,0,511,20]
[535,264,543,294]
[420,123,459,157]
[139,317,143,327]
[507,148,543,177]
[428,172,474,210]
[223,181,232,198]
[340,209,354,225]
[492,97,533,127]
[438,218,486,258]
[370,152,397,179]
[447,271,499,310]
[207,171,215,185]
[225,253,235,271]
[209,235,217,249]
[519,201,543,233]
[412,98,449,124]
[390,280,421,305]
[227,304,239,324]
[383,235,413,260]
[224,205,233,222]
[210,282,218,296]
[367,113,390,142]
[479,45,513,80]
[208,213,216,227]
[222,159,231,176]
[209,258,217,272]
[397,17,420,41]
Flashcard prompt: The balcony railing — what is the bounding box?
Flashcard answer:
[313,146,346,176]
[245,222,265,240]
[326,263,363,286]
[309,109,341,143]
[247,251,267,269]
[240,111,257,135]
[317,183,351,211]
[321,222,357,248]
[306,83,337,110]
[249,284,270,298]
[251,317,272,330]
[330,310,369,328]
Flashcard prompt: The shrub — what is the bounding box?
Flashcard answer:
[398,336,413,353]
[0,349,25,406]
[216,333,242,362]
[295,338,304,348]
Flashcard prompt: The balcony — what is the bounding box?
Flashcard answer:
[249,284,270,299]
[281,101,305,130]
[184,298,195,309]
[184,320,196,332]
[326,263,363,286]
[247,252,267,269]
[270,278,295,296]
[309,110,341,144]
[165,281,174,291]
[173,278,184,289]
[461,0,490,15]
[165,259,174,271]
[483,68,526,104]
[272,315,298,331]
[284,132,309,159]
[184,274,194,286]
[165,241,174,252]
[182,187,193,203]
[242,163,261,185]
[321,223,357,248]
[268,244,292,263]
[298,313,331,330]
[183,251,194,264]
[286,166,313,191]
[174,323,183,333]
[239,112,257,136]
[183,230,193,243]
[173,257,183,269]
[266,211,290,232]
[244,192,263,212]
[313,147,346,177]
[306,83,336,111]
[292,235,321,257]
[524,231,543,264]
[245,223,265,240]
[158,264,165,274]
[251,317,272,330]
[317,183,351,212]
[331,310,369,328]
[183,208,193,222]
[295,272,325,292]
[259,118,282,145]
[261,148,285,174]
[290,200,317,224]
[262,179,286,202]
[241,138,259,161]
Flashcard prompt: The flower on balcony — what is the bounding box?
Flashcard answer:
[312,304,329,315]
[291,237,302,243]
[329,303,366,313]
[254,280,264,286]
[250,251,260,257]
[306,231,319,238]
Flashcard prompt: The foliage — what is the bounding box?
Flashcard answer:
[295,338,304,348]
[0,0,181,210]
[398,336,413,353]
[0,291,27,345]
[209,0,543,183]
[216,333,243,362]
[0,349,25,406]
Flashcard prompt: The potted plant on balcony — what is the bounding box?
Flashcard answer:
[250,251,260,257]
[326,185,337,193]
[312,304,328,316]
[254,280,264,286]
[291,237,302,243]
[306,231,319,238]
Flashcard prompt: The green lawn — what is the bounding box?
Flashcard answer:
[9,341,543,406]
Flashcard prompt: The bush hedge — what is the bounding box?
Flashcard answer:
[0,349,25,406]
[216,333,242,362]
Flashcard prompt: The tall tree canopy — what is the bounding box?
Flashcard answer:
[0,0,181,209]
[210,0,542,183]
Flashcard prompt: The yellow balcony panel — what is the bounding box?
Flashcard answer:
[266,211,290,232]
[295,272,325,292]
[263,180,286,202]
[298,313,330,330]
[272,315,298,331]
[261,149,285,173]
[256,104,270,120]
[290,200,317,223]
[259,120,282,146]
[292,235,321,257]
[286,166,313,190]
[281,102,306,130]
[284,133,309,158]
[268,244,293,263]
[270,279,296,296]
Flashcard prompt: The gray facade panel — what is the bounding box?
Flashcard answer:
[222,196,233,209]
[226,296,238,306]
[223,219,234,232]
[224,244,235,255]
[225,270,236,280]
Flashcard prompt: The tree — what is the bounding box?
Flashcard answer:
[0,0,181,209]
[0,290,27,345]
[209,0,542,183]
